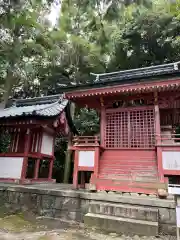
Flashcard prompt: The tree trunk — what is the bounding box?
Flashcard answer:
[2,69,14,108]
[63,102,75,183]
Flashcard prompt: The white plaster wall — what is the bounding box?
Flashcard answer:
[41,131,53,155]
[0,157,23,178]
[78,151,95,167]
[162,151,180,170]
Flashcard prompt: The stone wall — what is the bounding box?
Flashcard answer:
[0,185,176,235]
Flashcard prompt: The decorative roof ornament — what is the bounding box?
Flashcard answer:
[174,61,180,71]
[90,72,100,82]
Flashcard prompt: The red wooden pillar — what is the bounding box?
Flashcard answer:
[21,128,31,180]
[34,130,42,180]
[73,150,79,189]
[94,146,100,178]
[154,92,164,183]
[48,135,56,180]
[34,159,40,179]
[100,103,106,147]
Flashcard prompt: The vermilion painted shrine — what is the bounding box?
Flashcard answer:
[0,94,76,184]
[1,62,180,196]
[65,61,180,196]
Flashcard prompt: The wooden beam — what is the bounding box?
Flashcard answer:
[154,91,164,183]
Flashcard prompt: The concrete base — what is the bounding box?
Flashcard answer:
[84,213,158,236]
[0,183,176,236]
[85,201,159,236]
[89,201,159,222]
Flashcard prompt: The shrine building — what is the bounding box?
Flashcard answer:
[65,61,180,195]
[0,94,76,184]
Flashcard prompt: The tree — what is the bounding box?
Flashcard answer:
[108,0,180,70]
[0,0,55,103]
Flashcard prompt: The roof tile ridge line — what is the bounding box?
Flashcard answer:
[3,104,18,111]
[36,99,68,113]
[15,94,62,103]
[90,61,180,78]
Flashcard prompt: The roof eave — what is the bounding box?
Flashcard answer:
[65,77,180,99]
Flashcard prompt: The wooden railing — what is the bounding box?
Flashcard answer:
[73,136,100,146]
[157,134,180,145]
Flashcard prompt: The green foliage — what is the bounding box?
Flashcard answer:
[74,108,100,136]
[108,1,180,70]
[0,130,11,153]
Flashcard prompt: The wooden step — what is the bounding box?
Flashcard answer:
[98,174,158,182]
[91,176,166,194]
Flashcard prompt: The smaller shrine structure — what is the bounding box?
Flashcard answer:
[0,94,76,184]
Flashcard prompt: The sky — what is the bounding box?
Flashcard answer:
[48,0,61,26]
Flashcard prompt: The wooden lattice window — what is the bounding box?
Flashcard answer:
[105,108,155,148]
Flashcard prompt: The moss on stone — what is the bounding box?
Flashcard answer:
[0,213,37,232]
[0,206,10,217]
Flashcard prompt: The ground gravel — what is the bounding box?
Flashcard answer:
[0,228,176,240]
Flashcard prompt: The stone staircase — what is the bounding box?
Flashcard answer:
[84,201,159,236]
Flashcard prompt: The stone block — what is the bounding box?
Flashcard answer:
[89,202,159,222]
[18,193,41,214]
[169,209,176,224]
[54,209,80,221]
[122,192,130,196]
[30,194,41,208]
[40,209,55,218]
[80,199,89,214]
[41,195,55,209]
[84,213,158,236]
[159,208,171,224]
[158,189,168,198]
[130,193,139,197]
[0,190,8,204]
[54,197,65,210]
[61,197,80,211]
[160,223,176,236]
[8,191,19,204]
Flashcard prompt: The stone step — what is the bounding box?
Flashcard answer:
[84,213,159,236]
[89,201,159,222]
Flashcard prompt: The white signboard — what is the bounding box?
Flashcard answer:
[78,151,95,167]
[162,151,180,170]
[176,206,180,227]
[0,157,23,179]
[41,132,53,155]
[168,186,180,195]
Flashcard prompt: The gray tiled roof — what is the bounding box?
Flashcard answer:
[60,61,180,92]
[0,95,68,118]
[92,61,180,83]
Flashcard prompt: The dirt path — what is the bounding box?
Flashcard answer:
[0,212,174,240]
